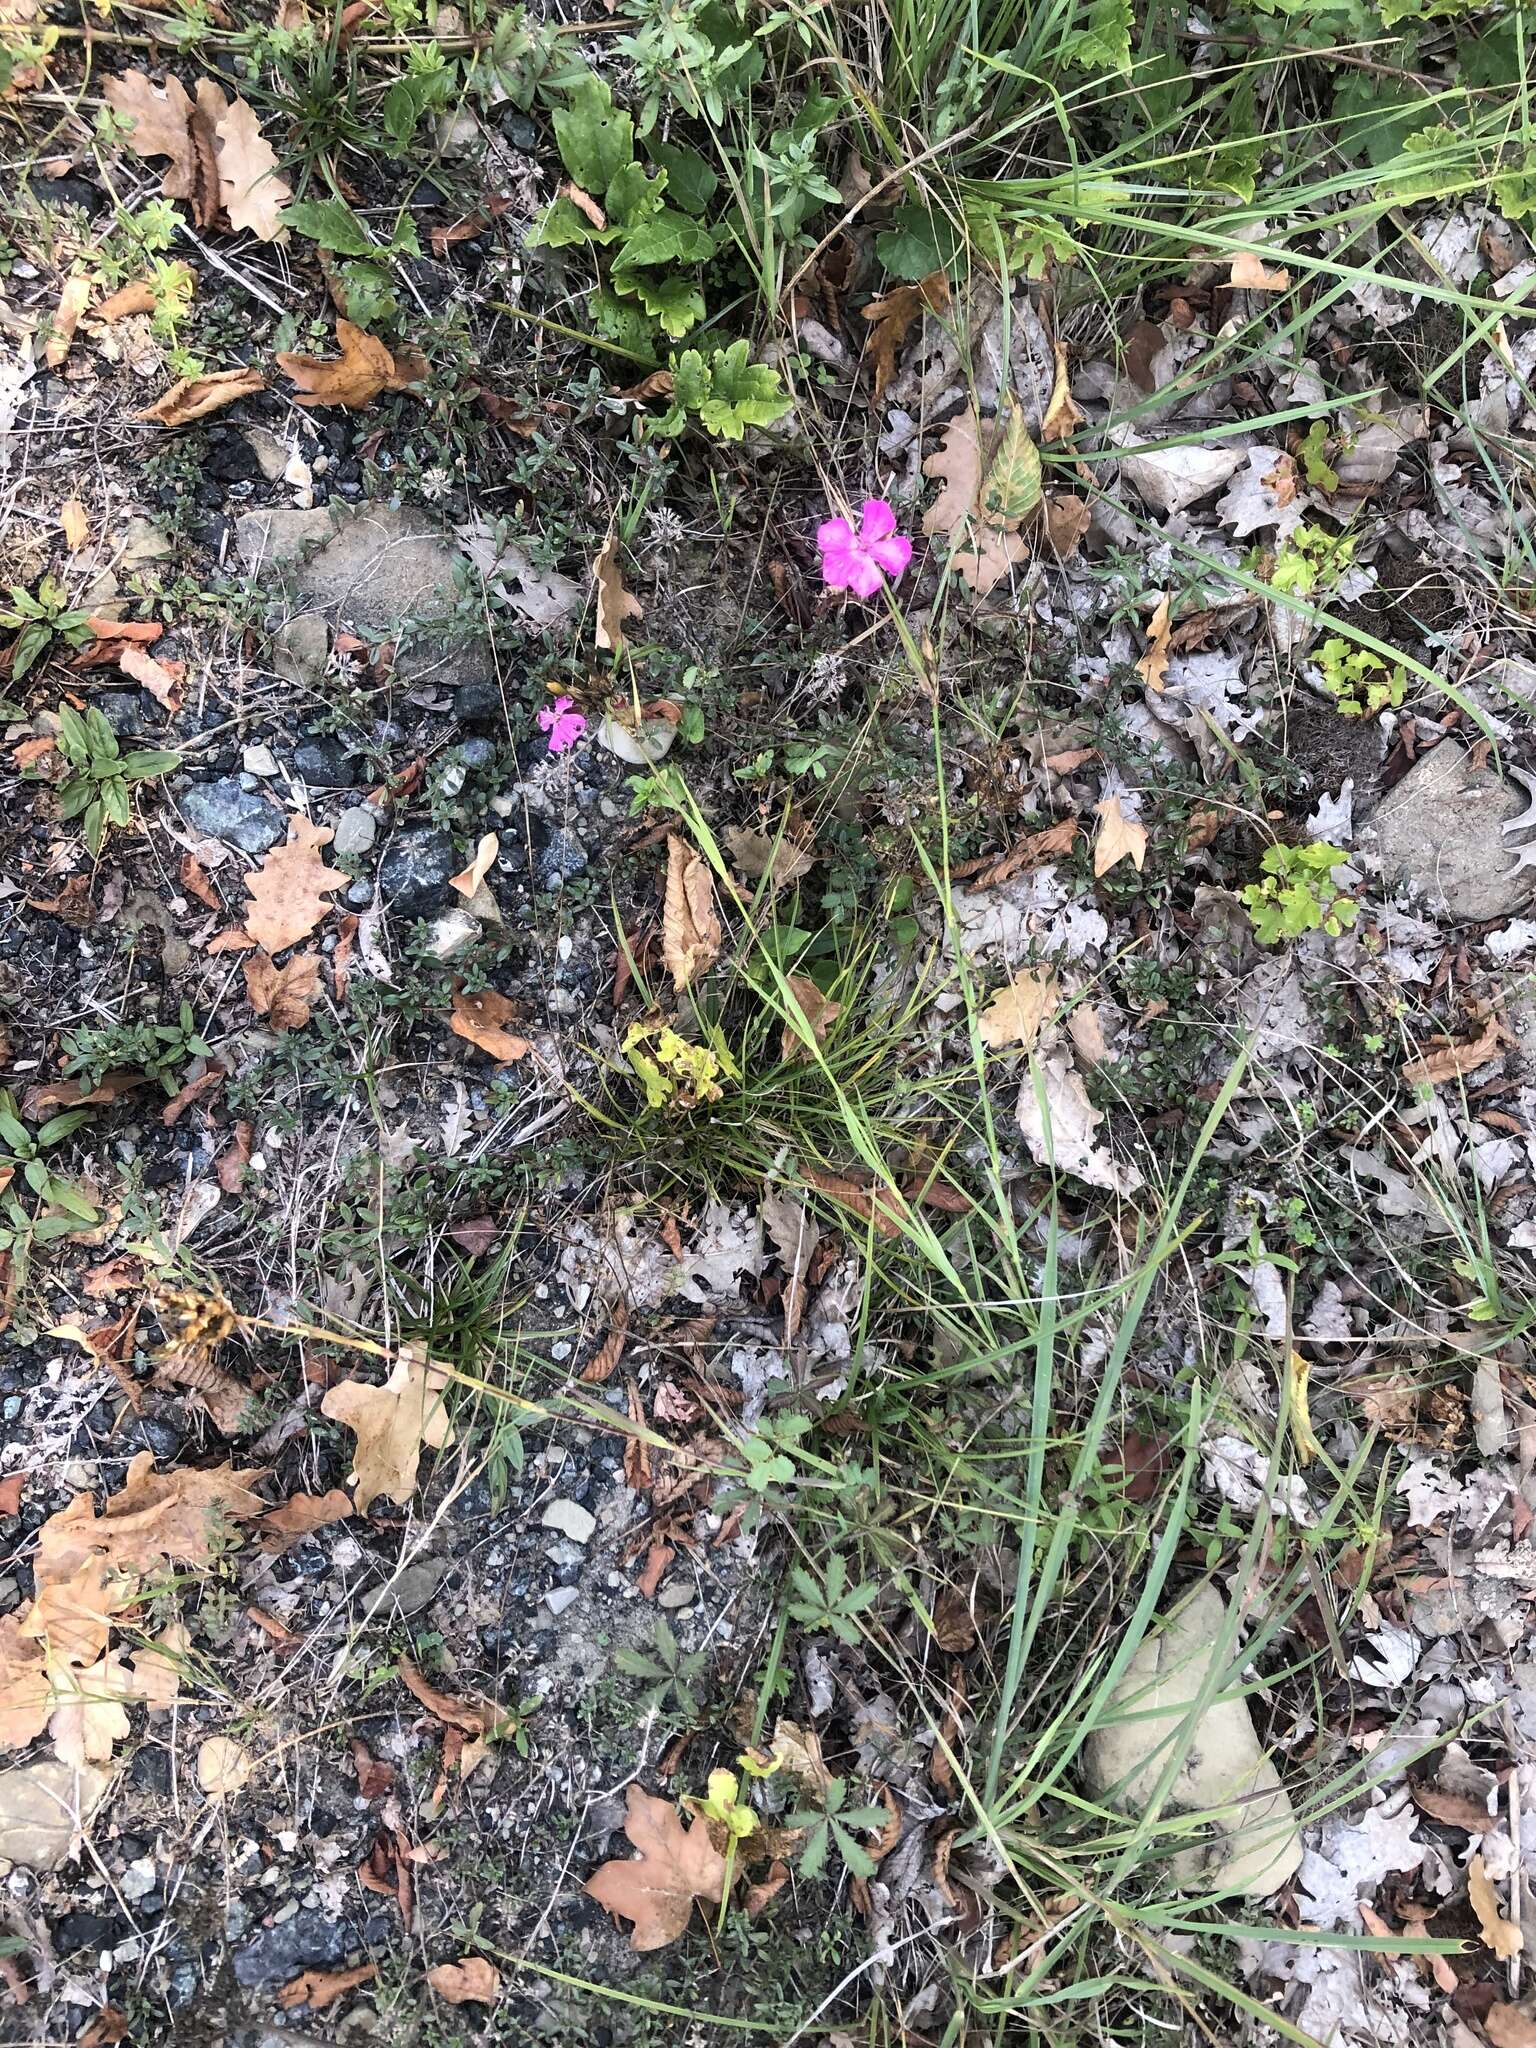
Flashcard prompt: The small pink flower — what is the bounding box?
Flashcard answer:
[816,497,912,600]
[538,697,587,754]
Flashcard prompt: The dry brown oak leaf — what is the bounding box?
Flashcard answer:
[244,948,321,1031]
[592,528,643,654]
[780,973,840,1064]
[321,1352,457,1514]
[276,321,430,410]
[0,1613,52,1749]
[243,816,348,955]
[662,834,721,992]
[104,72,290,238]
[585,1785,728,1951]
[32,1452,266,1596]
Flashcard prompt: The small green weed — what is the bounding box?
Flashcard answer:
[785,1776,887,1880]
[50,706,180,855]
[1,576,92,679]
[613,1617,709,1722]
[1242,841,1359,943]
[1315,635,1407,718]
[62,1001,212,1098]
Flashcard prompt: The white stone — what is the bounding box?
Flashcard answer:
[541,1499,596,1544]
[1082,1583,1302,1897]
[544,1585,580,1617]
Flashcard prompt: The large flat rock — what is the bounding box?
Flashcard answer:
[1371,741,1536,924]
[234,504,488,687]
[1083,1583,1302,1897]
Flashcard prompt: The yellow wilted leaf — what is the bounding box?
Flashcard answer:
[978,969,1057,1051]
[59,498,90,550]
[1134,594,1172,693]
[1470,1853,1523,1960]
[1042,343,1086,443]
[978,399,1041,526]
[320,1351,457,1514]
[1230,248,1290,291]
[1093,796,1147,878]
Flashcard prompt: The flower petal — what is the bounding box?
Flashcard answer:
[845,554,885,599]
[859,498,898,543]
[816,518,856,556]
[867,534,913,579]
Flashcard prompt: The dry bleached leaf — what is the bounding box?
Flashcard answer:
[321,1352,457,1514]
[1135,595,1172,693]
[724,826,814,892]
[1470,1852,1523,1959]
[1230,247,1291,291]
[921,409,1027,597]
[585,1784,728,1951]
[979,968,1057,1051]
[1042,342,1086,443]
[212,94,292,240]
[662,835,721,992]
[1016,1050,1142,1196]
[243,816,348,955]
[1093,796,1147,878]
[449,831,498,898]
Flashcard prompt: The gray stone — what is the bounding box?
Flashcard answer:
[271,612,330,689]
[293,736,358,789]
[345,880,375,909]
[234,504,486,686]
[377,828,457,919]
[457,737,497,769]
[0,1761,113,1872]
[1082,1584,1302,1898]
[96,691,142,736]
[242,426,293,483]
[538,827,588,891]
[332,806,378,857]
[541,1499,596,1544]
[1372,742,1536,924]
[242,743,280,778]
[232,1907,387,1990]
[657,1582,695,1611]
[544,1584,580,1617]
[358,1559,446,1622]
[182,776,286,856]
[119,516,173,568]
[455,679,503,725]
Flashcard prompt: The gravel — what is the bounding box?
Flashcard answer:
[377,826,458,918]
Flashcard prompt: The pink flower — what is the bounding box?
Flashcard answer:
[538,697,587,754]
[816,498,912,599]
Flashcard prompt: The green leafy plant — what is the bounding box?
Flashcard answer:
[785,1554,878,1646]
[50,706,180,855]
[623,1019,739,1109]
[0,577,92,679]
[653,341,792,440]
[1315,636,1406,718]
[62,1001,211,1098]
[616,0,762,131]
[613,1617,709,1722]
[785,1775,887,1880]
[1241,842,1359,944]
[1267,522,1356,599]
[0,1090,98,1290]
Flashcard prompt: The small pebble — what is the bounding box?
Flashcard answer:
[541,1499,596,1544]
[544,1585,581,1617]
[242,744,280,778]
[332,806,378,856]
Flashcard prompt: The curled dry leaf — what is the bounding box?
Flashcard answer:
[1488,2007,1536,2048]
[397,1655,499,1737]
[860,271,949,401]
[978,968,1057,1051]
[92,279,160,324]
[257,1488,354,1552]
[212,94,292,239]
[277,1964,377,2013]
[951,815,1077,887]
[116,642,181,710]
[1401,1013,1511,1087]
[449,831,498,898]
[448,988,531,1065]
[593,528,643,654]
[1016,1051,1142,1196]
[1042,342,1086,443]
[585,1784,727,1952]
[59,498,90,551]
[780,974,841,1063]
[276,321,427,410]
[1135,594,1172,693]
[244,950,321,1032]
[427,1957,501,2005]
[243,816,347,955]
[1044,493,1091,560]
[321,1352,457,1513]
[662,835,721,992]
[1093,796,1148,878]
[137,366,265,427]
[1470,1852,1523,1959]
